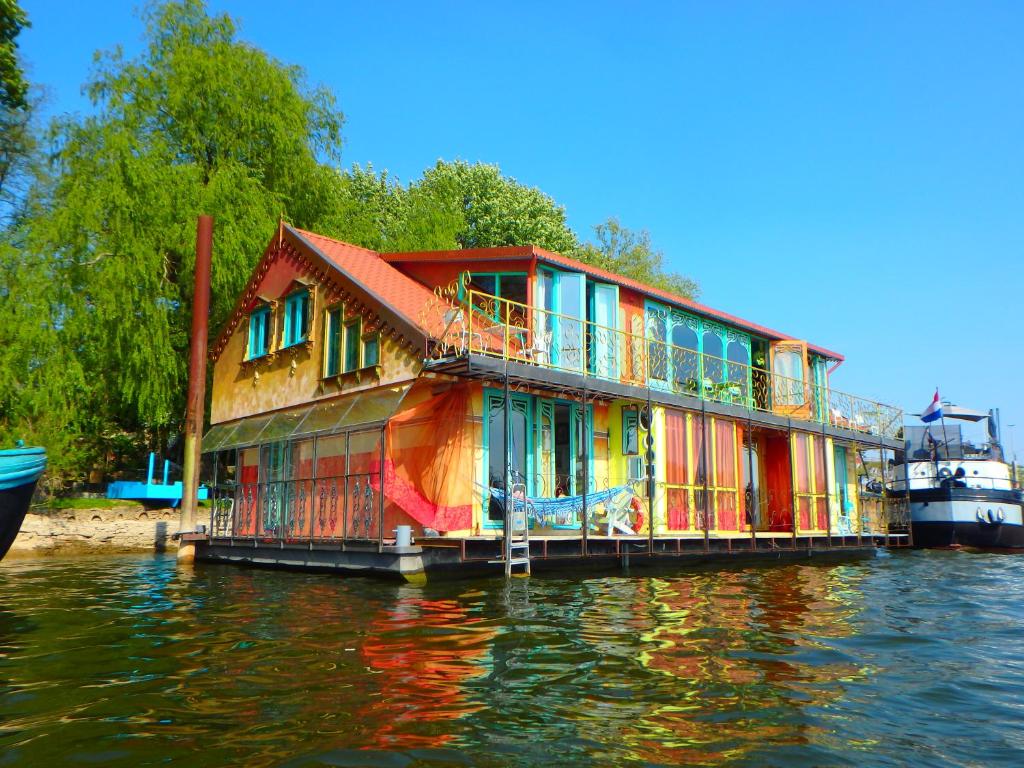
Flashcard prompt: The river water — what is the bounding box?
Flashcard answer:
[0,551,1022,767]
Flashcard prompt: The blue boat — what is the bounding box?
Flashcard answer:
[0,445,47,560]
[106,452,208,507]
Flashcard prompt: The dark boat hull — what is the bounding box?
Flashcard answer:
[0,479,38,560]
[912,520,1024,550]
[909,487,1024,550]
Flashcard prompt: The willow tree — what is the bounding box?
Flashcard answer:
[27,0,343,454]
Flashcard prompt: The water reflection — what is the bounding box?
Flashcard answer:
[1,552,1023,767]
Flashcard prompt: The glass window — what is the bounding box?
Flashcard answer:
[671,319,700,389]
[324,307,342,377]
[468,274,497,296]
[363,334,380,367]
[647,310,667,380]
[248,306,271,359]
[623,410,639,455]
[283,290,309,347]
[703,329,724,382]
[344,319,361,372]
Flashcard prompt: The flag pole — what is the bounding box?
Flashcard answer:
[936,387,950,463]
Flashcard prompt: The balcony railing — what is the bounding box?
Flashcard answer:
[426,289,903,440]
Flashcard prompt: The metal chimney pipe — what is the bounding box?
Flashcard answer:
[177,215,213,564]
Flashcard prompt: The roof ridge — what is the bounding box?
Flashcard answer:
[287,225,383,257]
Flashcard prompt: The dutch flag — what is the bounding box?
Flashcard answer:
[921,390,943,423]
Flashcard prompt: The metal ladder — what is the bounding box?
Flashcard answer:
[491,482,531,577]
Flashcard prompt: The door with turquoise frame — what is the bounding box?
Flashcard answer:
[538,267,586,373]
[483,389,534,529]
[833,444,852,534]
[812,355,829,422]
[587,281,618,380]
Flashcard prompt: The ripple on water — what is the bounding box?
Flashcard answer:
[1,550,1024,766]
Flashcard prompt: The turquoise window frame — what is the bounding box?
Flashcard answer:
[324,306,342,377]
[363,333,380,367]
[643,300,752,401]
[482,388,535,530]
[536,266,587,370]
[343,318,361,373]
[461,272,529,322]
[586,280,619,378]
[247,305,271,359]
[623,409,639,455]
[282,290,309,348]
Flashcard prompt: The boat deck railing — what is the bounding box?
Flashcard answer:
[424,289,903,439]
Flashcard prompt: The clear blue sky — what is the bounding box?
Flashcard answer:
[19,1,1024,457]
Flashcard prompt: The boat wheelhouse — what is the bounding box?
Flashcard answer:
[190,225,909,579]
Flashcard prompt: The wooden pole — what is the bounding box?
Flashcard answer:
[177,215,213,564]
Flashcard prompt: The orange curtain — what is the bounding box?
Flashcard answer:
[384,385,475,532]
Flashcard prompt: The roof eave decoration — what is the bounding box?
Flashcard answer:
[209,227,428,364]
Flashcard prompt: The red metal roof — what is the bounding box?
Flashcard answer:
[289,227,444,336]
[383,245,844,360]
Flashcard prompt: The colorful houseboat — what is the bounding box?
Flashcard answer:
[191,225,909,580]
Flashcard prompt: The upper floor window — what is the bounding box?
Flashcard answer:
[324,306,343,377]
[247,305,271,359]
[283,290,310,347]
[324,308,382,377]
[343,318,361,373]
[466,273,528,322]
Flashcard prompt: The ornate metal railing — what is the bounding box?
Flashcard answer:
[208,473,381,543]
[425,289,902,439]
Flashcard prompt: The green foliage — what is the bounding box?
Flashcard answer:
[24,0,343,437]
[0,0,29,110]
[0,1,699,482]
[416,160,578,253]
[46,497,143,511]
[575,217,700,300]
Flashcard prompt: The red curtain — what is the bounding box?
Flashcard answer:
[762,433,793,531]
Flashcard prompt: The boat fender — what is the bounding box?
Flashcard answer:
[976,508,986,523]
[630,496,644,532]
[998,508,1006,522]
[987,509,999,524]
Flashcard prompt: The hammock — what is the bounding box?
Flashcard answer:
[487,485,635,529]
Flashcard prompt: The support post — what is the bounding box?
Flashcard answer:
[820,422,832,547]
[177,215,213,564]
[378,423,387,553]
[581,384,589,557]
[788,419,798,548]
[646,386,655,554]
[503,362,512,576]
[701,402,710,552]
[747,414,757,550]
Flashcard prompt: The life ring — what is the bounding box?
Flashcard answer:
[630,496,644,531]
[937,467,953,480]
